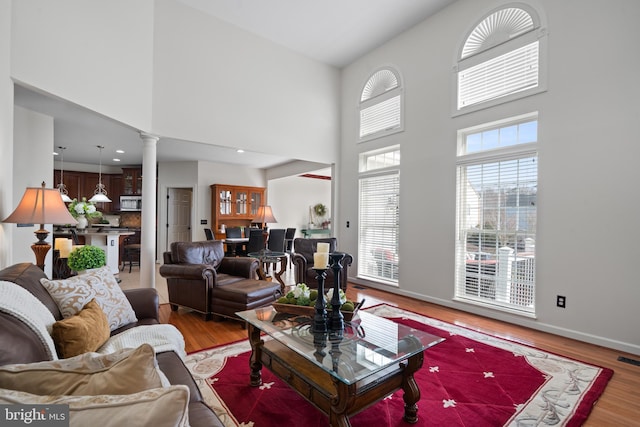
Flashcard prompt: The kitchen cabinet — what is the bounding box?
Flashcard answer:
[122,167,142,195]
[55,170,117,213]
[210,184,265,238]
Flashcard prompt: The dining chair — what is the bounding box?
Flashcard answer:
[284,227,296,268]
[265,229,286,274]
[245,228,266,254]
[204,228,215,240]
[225,227,242,238]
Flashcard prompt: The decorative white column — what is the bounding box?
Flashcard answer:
[139,132,159,289]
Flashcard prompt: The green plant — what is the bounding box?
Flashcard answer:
[68,197,102,219]
[68,245,106,271]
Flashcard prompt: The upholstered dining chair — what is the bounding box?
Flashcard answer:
[265,229,286,273]
[284,227,296,268]
[204,228,215,240]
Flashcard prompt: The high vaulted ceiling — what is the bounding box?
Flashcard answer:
[14,0,457,169]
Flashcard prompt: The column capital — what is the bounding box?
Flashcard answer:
[138,131,159,142]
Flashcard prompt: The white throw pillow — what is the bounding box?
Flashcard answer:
[0,385,190,427]
[41,266,137,331]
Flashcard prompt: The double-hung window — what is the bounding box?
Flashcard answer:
[358,147,400,285]
[455,114,538,315]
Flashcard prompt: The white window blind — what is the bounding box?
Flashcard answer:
[455,117,537,314]
[358,168,399,284]
[458,41,539,109]
[359,68,403,140]
[360,95,401,138]
[455,6,544,113]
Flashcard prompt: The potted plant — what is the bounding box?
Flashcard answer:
[67,245,106,273]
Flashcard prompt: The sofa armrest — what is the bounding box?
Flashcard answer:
[124,288,160,322]
[292,253,308,284]
[218,257,259,279]
[159,264,217,280]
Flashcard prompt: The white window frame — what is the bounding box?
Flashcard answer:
[453,4,548,116]
[455,113,538,316]
[358,146,400,285]
[359,68,404,142]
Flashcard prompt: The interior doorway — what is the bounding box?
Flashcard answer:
[166,188,192,250]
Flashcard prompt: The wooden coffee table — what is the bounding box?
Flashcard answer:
[236,307,444,427]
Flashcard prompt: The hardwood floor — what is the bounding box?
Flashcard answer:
[159,283,640,426]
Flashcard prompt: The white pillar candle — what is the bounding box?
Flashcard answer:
[317,242,330,253]
[314,252,329,268]
[55,238,73,258]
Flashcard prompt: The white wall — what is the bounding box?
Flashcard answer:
[339,0,640,354]
[10,0,154,131]
[151,0,341,164]
[11,106,55,276]
[0,0,13,267]
[268,175,332,239]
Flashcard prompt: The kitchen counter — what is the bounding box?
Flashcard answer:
[54,229,134,274]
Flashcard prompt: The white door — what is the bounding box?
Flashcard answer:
[167,188,192,249]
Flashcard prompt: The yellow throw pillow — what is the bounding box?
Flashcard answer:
[51,299,110,358]
[0,344,165,396]
[0,385,190,427]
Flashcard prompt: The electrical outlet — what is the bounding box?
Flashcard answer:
[556,295,566,308]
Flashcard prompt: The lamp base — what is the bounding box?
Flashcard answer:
[32,227,50,270]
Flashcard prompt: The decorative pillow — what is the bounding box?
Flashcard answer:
[51,299,110,358]
[0,344,164,396]
[0,385,190,427]
[40,266,137,331]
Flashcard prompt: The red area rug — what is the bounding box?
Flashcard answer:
[185,305,612,426]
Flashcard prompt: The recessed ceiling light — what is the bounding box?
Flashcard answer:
[116,149,125,154]
[113,158,121,162]
[237,149,245,153]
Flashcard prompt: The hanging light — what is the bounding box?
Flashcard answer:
[89,145,112,203]
[55,146,72,202]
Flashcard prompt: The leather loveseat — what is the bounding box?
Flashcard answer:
[159,240,281,321]
[291,237,353,291]
[0,262,222,427]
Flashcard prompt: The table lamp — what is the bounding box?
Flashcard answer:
[3,182,78,270]
[254,205,277,230]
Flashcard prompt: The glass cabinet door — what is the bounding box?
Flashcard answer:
[220,190,232,215]
[236,190,248,215]
[250,191,262,216]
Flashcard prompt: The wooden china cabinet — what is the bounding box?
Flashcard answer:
[210,184,265,239]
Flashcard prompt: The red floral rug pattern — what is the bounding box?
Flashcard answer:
[185,305,612,426]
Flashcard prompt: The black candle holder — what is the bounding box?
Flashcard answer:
[312,268,328,333]
[329,252,345,331]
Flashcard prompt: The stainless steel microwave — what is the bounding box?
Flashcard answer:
[120,195,142,211]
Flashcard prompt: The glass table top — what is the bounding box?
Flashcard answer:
[236,307,444,385]
[248,249,286,260]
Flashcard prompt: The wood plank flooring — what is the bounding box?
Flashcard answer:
[160,284,640,426]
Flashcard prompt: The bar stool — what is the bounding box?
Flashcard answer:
[121,237,141,273]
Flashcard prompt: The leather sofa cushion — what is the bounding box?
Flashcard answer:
[171,241,225,268]
[211,280,280,304]
[293,238,337,263]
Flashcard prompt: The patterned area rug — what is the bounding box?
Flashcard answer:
[185,304,612,426]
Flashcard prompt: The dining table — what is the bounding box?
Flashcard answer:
[222,237,249,256]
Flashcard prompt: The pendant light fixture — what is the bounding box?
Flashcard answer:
[55,146,73,202]
[89,145,112,203]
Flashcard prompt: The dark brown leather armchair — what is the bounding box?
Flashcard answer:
[291,238,352,291]
[159,240,262,320]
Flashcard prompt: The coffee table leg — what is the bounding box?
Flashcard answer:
[401,351,424,423]
[247,324,263,387]
[329,378,353,427]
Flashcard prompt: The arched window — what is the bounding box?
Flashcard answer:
[359,67,403,141]
[455,4,546,114]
